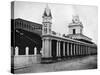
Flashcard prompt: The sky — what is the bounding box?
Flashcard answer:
[13,1,98,44]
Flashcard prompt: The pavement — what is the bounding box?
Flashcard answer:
[14,55,97,74]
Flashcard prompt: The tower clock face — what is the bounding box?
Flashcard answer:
[74,18,79,23]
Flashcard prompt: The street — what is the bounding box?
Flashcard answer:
[14,55,97,74]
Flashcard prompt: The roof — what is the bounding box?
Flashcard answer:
[15,18,42,27]
[42,5,52,18]
[67,34,92,41]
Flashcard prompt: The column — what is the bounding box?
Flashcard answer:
[76,44,78,55]
[63,42,65,56]
[59,41,61,57]
[34,47,37,55]
[80,45,82,55]
[45,39,49,57]
[67,42,69,56]
[42,39,45,57]
[15,46,19,56]
[43,39,45,56]
[74,44,76,56]
[56,40,59,56]
[70,43,73,56]
[26,46,29,55]
[80,45,81,55]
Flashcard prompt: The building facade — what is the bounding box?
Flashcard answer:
[41,5,97,58]
[12,5,97,60]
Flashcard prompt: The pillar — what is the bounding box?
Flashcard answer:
[76,44,78,55]
[74,44,76,56]
[80,45,81,55]
[15,46,19,56]
[58,41,61,57]
[45,39,50,57]
[42,39,45,57]
[57,41,59,56]
[67,42,69,56]
[26,46,29,55]
[34,47,37,55]
[70,43,73,56]
[63,42,65,56]
[42,38,52,58]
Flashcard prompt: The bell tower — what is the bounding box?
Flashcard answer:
[42,4,52,35]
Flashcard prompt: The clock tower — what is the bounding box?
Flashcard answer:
[42,5,52,36]
[68,15,83,35]
[42,5,52,58]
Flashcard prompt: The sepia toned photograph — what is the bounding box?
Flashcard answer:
[11,1,98,74]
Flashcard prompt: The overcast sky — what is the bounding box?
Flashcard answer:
[13,1,98,44]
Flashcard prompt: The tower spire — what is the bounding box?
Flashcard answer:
[43,4,52,18]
